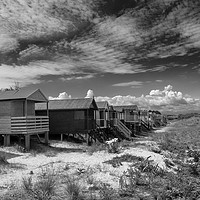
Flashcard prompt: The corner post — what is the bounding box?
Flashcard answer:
[4,135,10,146]
[45,131,49,144]
[25,134,30,150]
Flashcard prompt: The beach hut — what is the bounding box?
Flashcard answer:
[0,88,49,150]
[113,105,140,136]
[113,105,139,123]
[35,98,98,142]
[149,110,163,127]
[96,101,110,128]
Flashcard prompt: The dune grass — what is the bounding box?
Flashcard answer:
[0,117,200,200]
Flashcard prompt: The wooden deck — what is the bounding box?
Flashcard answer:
[0,116,49,135]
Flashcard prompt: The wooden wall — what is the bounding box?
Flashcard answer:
[11,101,24,116]
[125,110,139,122]
[10,100,35,117]
[27,101,35,116]
[36,109,96,134]
[0,101,11,117]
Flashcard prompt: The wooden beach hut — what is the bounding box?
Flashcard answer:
[113,105,140,136]
[0,88,49,150]
[113,105,139,122]
[35,98,98,142]
[96,101,110,128]
[149,110,163,127]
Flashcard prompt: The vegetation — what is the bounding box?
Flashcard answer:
[1,117,200,199]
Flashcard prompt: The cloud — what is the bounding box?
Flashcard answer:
[85,89,94,98]
[1,0,200,88]
[156,80,163,82]
[95,85,200,113]
[164,85,173,92]
[0,34,18,53]
[0,62,76,88]
[149,90,163,96]
[49,92,72,100]
[112,81,143,88]
[60,74,95,81]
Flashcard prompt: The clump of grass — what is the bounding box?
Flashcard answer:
[87,143,107,155]
[22,168,57,200]
[99,183,117,200]
[0,189,26,200]
[64,175,84,200]
[0,154,9,165]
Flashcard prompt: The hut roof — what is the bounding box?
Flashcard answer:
[36,98,98,110]
[113,105,139,112]
[0,88,48,102]
[96,101,109,110]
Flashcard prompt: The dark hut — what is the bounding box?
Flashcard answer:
[0,88,49,150]
[35,98,98,141]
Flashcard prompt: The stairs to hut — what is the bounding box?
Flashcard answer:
[88,120,132,144]
[88,124,110,143]
[141,120,151,131]
[113,119,132,140]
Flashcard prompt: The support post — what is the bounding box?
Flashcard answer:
[86,132,90,146]
[25,99,28,117]
[25,134,30,150]
[4,135,7,146]
[4,135,10,146]
[61,134,63,141]
[45,131,49,145]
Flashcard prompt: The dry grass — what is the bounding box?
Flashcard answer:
[1,117,200,200]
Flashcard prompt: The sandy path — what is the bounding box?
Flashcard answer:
[0,139,168,194]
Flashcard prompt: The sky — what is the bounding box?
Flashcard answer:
[0,0,200,114]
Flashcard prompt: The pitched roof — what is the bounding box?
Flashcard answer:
[113,105,139,112]
[35,98,98,110]
[0,88,48,102]
[96,101,109,110]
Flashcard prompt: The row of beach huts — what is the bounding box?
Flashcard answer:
[0,88,167,150]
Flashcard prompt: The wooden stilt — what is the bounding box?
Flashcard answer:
[18,135,22,145]
[7,135,10,146]
[61,134,63,141]
[86,132,89,146]
[4,135,10,146]
[45,131,49,145]
[25,135,31,150]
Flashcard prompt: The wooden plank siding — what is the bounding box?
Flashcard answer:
[36,109,96,135]
[0,117,11,134]
[0,116,49,135]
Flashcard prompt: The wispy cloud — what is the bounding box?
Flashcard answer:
[0,62,76,88]
[1,0,200,88]
[156,80,163,83]
[60,74,95,81]
[112,81,143,88]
